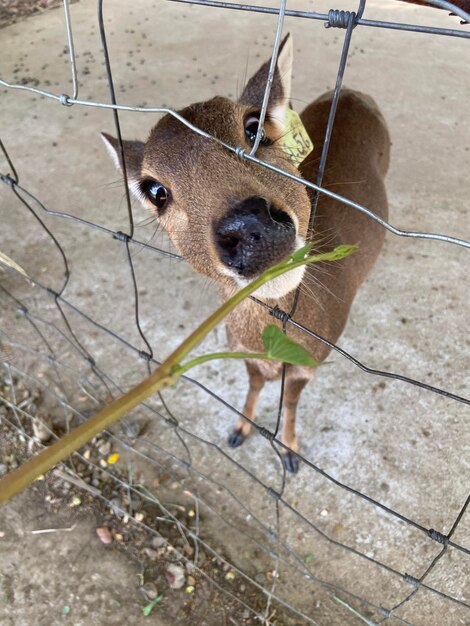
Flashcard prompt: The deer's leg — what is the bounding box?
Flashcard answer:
[280,370,312,473]
[228,361,265,448]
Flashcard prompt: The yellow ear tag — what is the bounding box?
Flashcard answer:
[281,109,313,167]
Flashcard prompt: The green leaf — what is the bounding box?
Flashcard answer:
[289,242,356,266]
[142,595,164,616]
[304,553,313,564]
[290,243,314,263]
[320,244,357,262]
[262,325,319,367]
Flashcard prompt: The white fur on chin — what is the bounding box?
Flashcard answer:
[234,264,305,299]
[251,264,305,299]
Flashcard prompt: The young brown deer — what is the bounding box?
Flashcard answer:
[102,34,390,472]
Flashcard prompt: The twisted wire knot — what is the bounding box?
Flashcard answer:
[258,426,274,441]
[428,528,449,545]
[113,230,130,243]
[269,306,290,325]
[325,9,356,29]
[267,487,280,500]
[59,94,72,106]
[138,350,152,362]
[404,573,420,587]
[164,415,178,427]
[235,147,246,161]
[1,174,16,187]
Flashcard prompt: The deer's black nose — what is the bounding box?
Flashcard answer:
[214,196,295,278]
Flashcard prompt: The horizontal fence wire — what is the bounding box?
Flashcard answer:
[0,0,469,624]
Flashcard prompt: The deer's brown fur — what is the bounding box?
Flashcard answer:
[102,35,390,472]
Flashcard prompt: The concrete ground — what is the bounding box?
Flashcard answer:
[0,1,469,625]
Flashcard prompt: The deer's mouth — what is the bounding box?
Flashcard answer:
[230,236,306,300]
[214,197,297,281]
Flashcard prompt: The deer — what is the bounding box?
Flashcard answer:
[102,34,390,473]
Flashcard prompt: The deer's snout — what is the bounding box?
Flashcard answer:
[214,196,296,279]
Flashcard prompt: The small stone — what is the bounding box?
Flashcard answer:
[144,548,158,560]
[151,536,166,548]
[0,464,7,477]
[96,527,112,544]
[98,441,111,456]
[141,582,159,600]
[99,459,107,468]
[225,570,235,582]
[83,449,91,460]
[114,533,123,541]
[165,563,186,589]
[109,497,124,516]
[122,420,143,439]
[320,509,328,517]
[183,545,194,557]
[134,511,144,522]
[32,418,52,442]
[69,496,81,507]
[187,576,196,586]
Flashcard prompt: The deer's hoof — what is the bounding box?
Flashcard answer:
[282,450,300,474]
[228,428,246,448]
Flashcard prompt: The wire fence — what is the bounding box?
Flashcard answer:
[1,0,469,624]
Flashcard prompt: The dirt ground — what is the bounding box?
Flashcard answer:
[1,1,469,625]
[0,0,68,30]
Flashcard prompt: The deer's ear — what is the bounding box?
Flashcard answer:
[101,132,144,182]
[240,33,293,116]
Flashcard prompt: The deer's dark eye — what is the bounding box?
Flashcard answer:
[141,180,170,212]
[244,114,271,146]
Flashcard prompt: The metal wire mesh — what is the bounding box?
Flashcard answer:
[1,0,469,624]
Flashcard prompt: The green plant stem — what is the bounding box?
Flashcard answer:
[175,351,268,376]
[0,244,355,504]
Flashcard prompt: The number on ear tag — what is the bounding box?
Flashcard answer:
[281,109,313,167]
